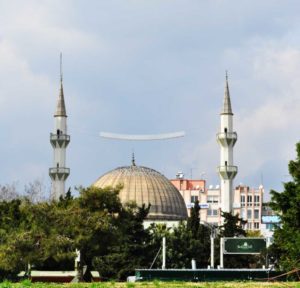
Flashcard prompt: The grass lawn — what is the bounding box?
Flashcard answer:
[1,281,299,288]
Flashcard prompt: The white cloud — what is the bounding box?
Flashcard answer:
[186,34,300,191]
[1,0,300,193]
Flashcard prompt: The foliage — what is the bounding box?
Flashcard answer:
[219,211,247,238]
[187,200,200,238]
[151,201,211,269]
[246,230,262,237]
[0,183,19,201]
[0,184,156,281]
[93,202,152,280]
[0,180,49,203]
[269,142,300,273]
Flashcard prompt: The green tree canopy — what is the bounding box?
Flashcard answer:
[152,201,211,269]
[269,142,300,273]
[220,211,247,238]
[0,185,154,281]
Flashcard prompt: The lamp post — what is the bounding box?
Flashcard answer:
[162,237,166,270]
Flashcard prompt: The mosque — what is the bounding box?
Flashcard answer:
[49,67,237,225]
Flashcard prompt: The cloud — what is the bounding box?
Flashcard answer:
[187,33,300,192]
[1,0,300,194]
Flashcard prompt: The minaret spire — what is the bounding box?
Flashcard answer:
[49,54,70,200]
[221,71,233,115]
[55,53,67,117]
[132,151,136,166]
[217,72,238,214]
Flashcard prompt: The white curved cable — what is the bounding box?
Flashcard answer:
[100,131,185,141]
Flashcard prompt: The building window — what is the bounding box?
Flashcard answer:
[254,195,260,206]
[207,209,218,216]
[191,195,198,203]
[207,196,218,203]
[241,195,245,207]
[254,209,259,219]
[254,222,259,229]
[247,222,252,230]
[247,209,252,219]
[240,208,246,219]
[247,195,252,206]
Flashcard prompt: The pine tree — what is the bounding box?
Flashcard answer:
[219,211,247,237]
[187,200,200,237]
[269,142,300,273]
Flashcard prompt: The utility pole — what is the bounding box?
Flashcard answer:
[162,237,166,270]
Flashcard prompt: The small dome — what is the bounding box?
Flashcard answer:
[93,165,187,221]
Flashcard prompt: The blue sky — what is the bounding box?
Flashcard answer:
[0,0,300,198]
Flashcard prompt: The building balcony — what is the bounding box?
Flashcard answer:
[217,165,238,180]
[49,167,70,181]
[216,132,237,147]
[50,133,70,148]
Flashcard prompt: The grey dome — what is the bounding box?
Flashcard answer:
[93,165,188,221]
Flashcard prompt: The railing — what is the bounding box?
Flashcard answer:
[216,132,237,139]
[50,133,70,141]
[217,165,238,172]
[49,167,70,174]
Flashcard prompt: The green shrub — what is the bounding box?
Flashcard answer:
[0,280,12,288]
[20,279,31,287]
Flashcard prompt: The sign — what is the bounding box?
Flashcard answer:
[186,203,209,209]
[224,238,266,254]
[261,215,280,224]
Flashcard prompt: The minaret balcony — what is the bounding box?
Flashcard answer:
[216,132,237,147]
[50,133,70,148]
[217,165,238,180]
[49,167,70,181]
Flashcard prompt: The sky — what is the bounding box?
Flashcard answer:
[0,0,300,199]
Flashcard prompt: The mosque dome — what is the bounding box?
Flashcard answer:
[93,163,188,221]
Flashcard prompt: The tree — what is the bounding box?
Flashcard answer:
[0,198,75,275]
[152,201,211,269]
[187,200,201,238]
[0,183,19,201]
[0,186,123,280]
[24,179,49,203]
[93,202,152,280]
[0,185,153,281]
[269,142,300,273]
[219,211,247,237]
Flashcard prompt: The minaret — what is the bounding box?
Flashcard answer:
[217,72,238,213]
[49,54,70,200]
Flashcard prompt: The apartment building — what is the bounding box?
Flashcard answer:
[233,185,264,231]
[170,175,264,230]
